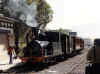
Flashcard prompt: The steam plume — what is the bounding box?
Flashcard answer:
[6,0,38,27]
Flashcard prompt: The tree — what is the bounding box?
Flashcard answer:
[26,0,53,29]
[36,0,53,30]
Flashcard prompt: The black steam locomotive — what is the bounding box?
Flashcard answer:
[20,28,84,63]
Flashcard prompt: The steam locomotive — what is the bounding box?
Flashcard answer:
[19,28,84,63]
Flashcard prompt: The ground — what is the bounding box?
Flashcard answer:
[0,48,89,74]
[33,48,88,74]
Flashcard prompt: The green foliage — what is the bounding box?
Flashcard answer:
[36,0,53,29]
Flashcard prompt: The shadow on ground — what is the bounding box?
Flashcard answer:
[1,62,59,74]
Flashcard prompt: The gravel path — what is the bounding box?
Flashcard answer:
[34,49,88,74]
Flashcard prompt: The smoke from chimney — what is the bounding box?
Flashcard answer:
[6,0,38,27]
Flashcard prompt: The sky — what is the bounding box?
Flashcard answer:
[46,0,100,39]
